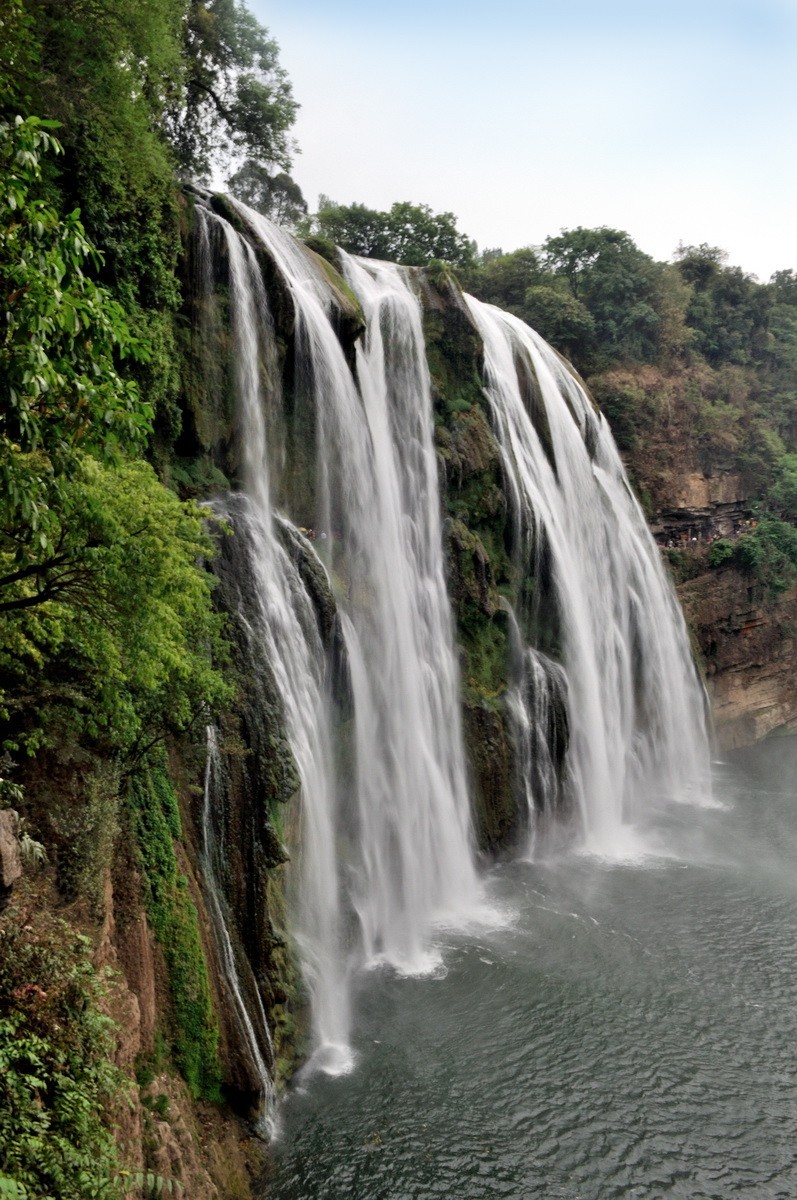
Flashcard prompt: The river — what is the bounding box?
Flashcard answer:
[267,737,797,1199]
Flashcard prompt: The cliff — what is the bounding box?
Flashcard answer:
[679,566,797,749]
[625,454,797,750]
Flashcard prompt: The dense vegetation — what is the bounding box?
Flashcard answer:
[299,198,476,267]
[0,901,123,1200]
[0,0,300,1191]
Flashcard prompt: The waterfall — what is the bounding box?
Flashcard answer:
[224,203,482,967]
[198,201,353,1074]
[196,197,484,1080]
[191,193,712,1104]
[465,296,712,855]
[334,253,479,971]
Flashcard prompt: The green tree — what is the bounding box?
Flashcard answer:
[307,199,476,268]
[521,285,597,364]
[0,456,230,761]
[542,226,680,366]
[465,246,543,309]
[675,243,771,365]
[168,0,299,180]
[0,116,149,560]
[227,158,307,226]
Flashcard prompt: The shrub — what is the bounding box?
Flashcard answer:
[0,907,124,1200]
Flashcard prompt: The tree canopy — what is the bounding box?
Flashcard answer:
[304,199,476,268]
[227,158,307,226]
[0,116,231,766]
[168,0,299,180]
[0,115,149,558]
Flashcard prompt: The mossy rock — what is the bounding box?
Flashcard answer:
[464,698,519,852]
[302,234,341,270]
[437,405,499,481]
[304,245,366,350]
[275,517,339,645]
[446,518,500,619]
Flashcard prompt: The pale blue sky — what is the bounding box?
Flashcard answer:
[251,0,797,278]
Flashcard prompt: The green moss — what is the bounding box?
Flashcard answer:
[418,270,524,845]
[128,759,222,1102]
[263,873,305,1085]
[302,235,341,268]
[305,246,365,332]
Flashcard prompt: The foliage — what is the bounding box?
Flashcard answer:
[768,453,797,521]
[708,539,735,568]
[522,285,597,364]
[128,759,222,1100]
[167,0,298,180]
[675,243,771,366]
[304,199,476,268]
[0,906,123,1200]
[0,0,185,443]
[466,230,692,373]
[0,455,231,762]
[0,115,149,558]
[540,227,689,368]
[1,0,301,456]
[462,246,542,308]
[227,158,306,227]
[719,518,797,595]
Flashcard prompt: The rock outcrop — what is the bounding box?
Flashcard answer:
[0,808,22,905]
[626,452,797,751]
[679,570,797,749]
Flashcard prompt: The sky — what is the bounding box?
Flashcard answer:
[249,0,797,280]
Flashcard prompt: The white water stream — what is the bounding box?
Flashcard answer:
[201,725,275,1127]
[465,297,712,854]
[202,204,353,1072]
[200,199,485,1079]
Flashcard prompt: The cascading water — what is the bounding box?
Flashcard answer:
[197,200,353,1074]
[191,192,712,1111]
[224,202,482,968]
[196,196,485,1082]
[335,252,480,971]
[465,296,712,855]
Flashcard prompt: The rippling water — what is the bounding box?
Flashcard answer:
[267,738,797,1199]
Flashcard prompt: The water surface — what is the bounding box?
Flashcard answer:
[268,739,797,1199]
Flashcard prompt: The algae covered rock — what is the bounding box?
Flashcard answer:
[418,267,523,848]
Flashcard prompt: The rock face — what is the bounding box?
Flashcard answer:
[650,470,750,544]
[422,272,523,848]
[0,809,22,903]
[679,570,797,750]
[632,453,797,753]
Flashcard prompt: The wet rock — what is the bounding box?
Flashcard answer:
[463,701,517,851]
